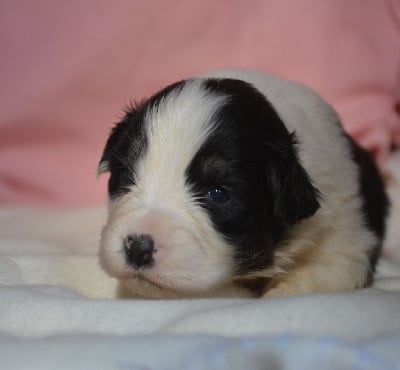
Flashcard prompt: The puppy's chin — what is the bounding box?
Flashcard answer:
[99,204,234,295]
[116,275,257,299]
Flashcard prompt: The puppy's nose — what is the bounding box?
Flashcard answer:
[123,234,155,268]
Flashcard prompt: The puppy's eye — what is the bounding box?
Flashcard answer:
[207,186,230,203]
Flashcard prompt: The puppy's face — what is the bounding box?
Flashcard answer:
[98,78,320,295]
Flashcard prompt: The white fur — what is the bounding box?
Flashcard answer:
[100,69,378,298]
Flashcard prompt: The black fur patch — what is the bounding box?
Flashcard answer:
[100,106,147,199]
[346,135,389,284]
[186,78,321,274]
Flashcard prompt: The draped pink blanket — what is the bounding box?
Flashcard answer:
[1,0,399,206]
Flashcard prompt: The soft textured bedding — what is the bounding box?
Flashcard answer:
[2,334,400,370]
[0,154,400,369]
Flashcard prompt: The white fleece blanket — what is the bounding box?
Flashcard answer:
[1,208,400,369]
[1,154,400,369]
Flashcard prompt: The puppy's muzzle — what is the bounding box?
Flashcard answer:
[123,234,155,268]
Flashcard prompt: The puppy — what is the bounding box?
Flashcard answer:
[98,69,388,299]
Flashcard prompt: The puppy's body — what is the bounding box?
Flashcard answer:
[98,69,388,298]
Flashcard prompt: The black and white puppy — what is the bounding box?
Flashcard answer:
[98,69,388,298]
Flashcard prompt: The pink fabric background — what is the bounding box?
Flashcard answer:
[1,0,399,207]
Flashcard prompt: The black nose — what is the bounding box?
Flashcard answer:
[123,234,155,268]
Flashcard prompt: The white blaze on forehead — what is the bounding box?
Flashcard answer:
[134,79,227,208]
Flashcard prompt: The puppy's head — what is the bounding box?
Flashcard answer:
[98,77,320,294]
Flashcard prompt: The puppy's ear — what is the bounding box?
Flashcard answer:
[97,112,132,178]
[96,158,110,178]
[270,135,321,226]
[96,129,118,178]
